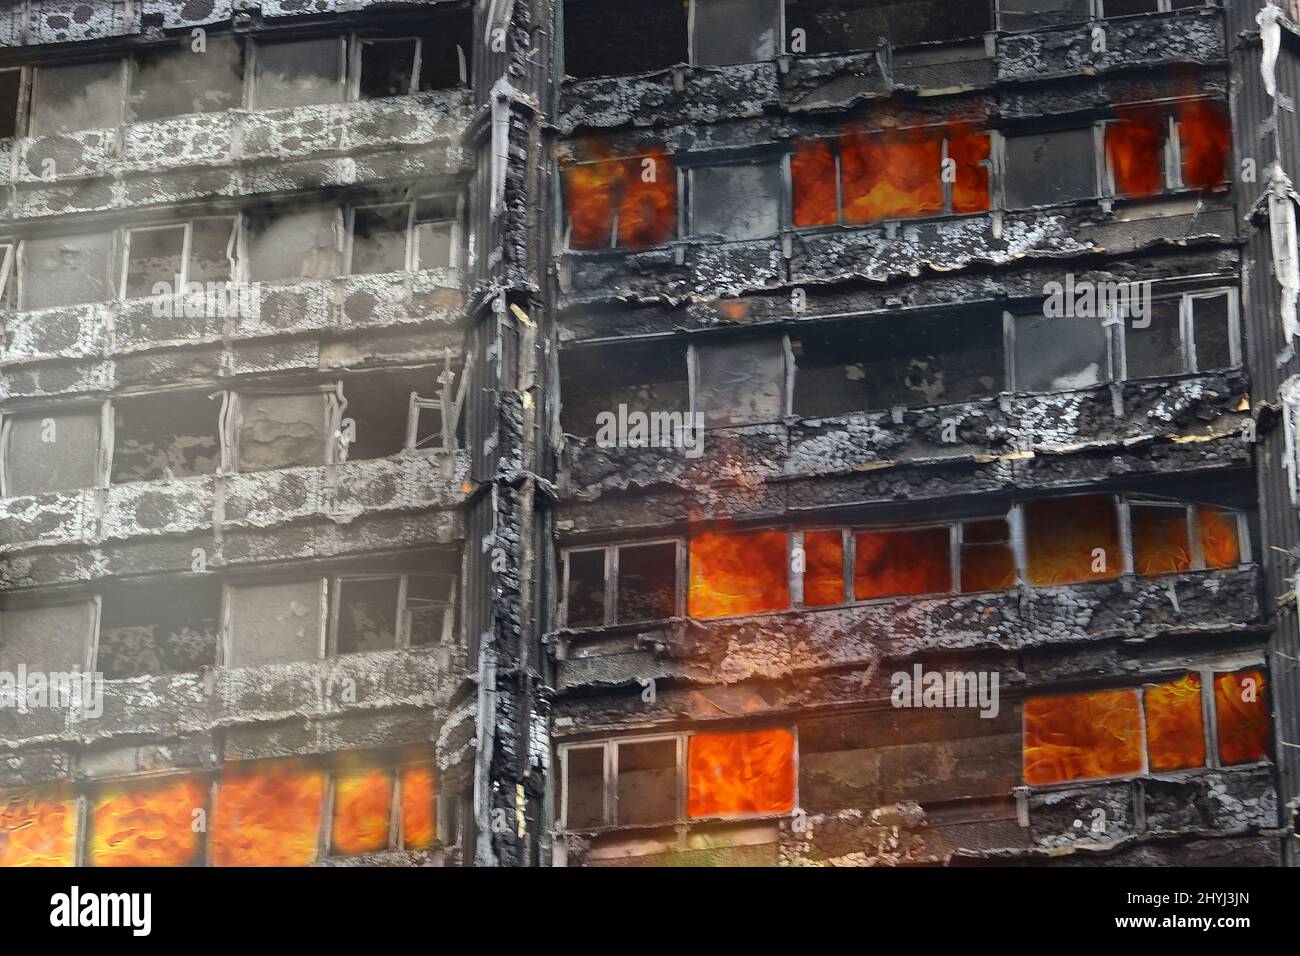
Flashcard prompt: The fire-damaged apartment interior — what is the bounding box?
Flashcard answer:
[3,0,1300,869]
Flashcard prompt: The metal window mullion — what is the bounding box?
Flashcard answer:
[388,769,401,851]
[676,538,688,618]
[410,37,424,95]
[1117,495,1134,576]
[791,529,805,607]
[1236,512,1252,565]
[841,527,853,605]
[604,546,617,626]
[325,574,342,656]
[1187,503,1205,570]
[1181,292,1197,373]
[1002,311,1017,393]
[1009,504,1029,587]
[604,741,616,827]
[396,573,410,648]
[97,399,113,489]
[1202,667,1221,769]
[320,771,337,860]
[405,200,417,273]
[1167,114,1183,190]
[950,522,962,594]
[318,576,331,660]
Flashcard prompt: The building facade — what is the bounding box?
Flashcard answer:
[0,0,1295,867]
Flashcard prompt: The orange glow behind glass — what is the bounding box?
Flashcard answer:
[1023,689,1143,785]
[1215,670,1269,766]
[1144,674,1205,772]
[802,530,845,606]
[1024,495,1121,586]
[948,127,991,213]
[689,530,790,618]
[1131,506,1192,577]
[687,729,795,818]
[1198,506,1240,569]
[960,519,1017,593]
[564,161,620,249]
[331,769,392,856]
[1107,106,1167,198]
[854,526,951,600]
[618,150,676,248]
[791,138,839,227]
[840,129,944,224]
[1177,100,1230,189]
[89,777,205,867]
[401,765,437,850]
[0,791,75,866]
[210,761,325,867]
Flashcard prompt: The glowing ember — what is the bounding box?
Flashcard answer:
[689,529,790,618]
[1197,506,1240,569]
[854,526,951,600]
[0,791,75,866]
[1215,670,1269,766]
[840,128,943,224]
[1023,689,1143,785]
[1024,495,1121,586]
[210,760,325,867]
[1107,105,1167,199]
[331,769,392,856]
[618,149,676,248]
[1144,674,1205,772]
[89,776,205,867]
[400,764,437,850]
[687,729,795,818]
[1177,100,1229,189]
[947,127,991,213]
[802,530,845,606]
[1131,505,1192,577]
[791,138,838,227]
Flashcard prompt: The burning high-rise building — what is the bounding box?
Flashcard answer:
[0,0,1296,871]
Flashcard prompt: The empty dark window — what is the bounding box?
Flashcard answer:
[960,518,1017,592]
[1003,129,1098,208]
[563,0,688,79]
[565,549,607,627]
[793,312,1004,417]
[245,208,340,282]
[111,392,221,483]
[1123,289,1237,379]
[693,0,782,66]
[124,225,186,299]
[1190,291,1234,370]
[0,69,21,139]
[1124,298,1182,379]
[690,162,782,240]
[341,368,449,460]
[0,242,14,309]
[98,579,221,677]
[3,409,101,495]
[998,0,1092,31]
[359,39,420,99]
[616,739,679,825]
[694,337,787,427]
[405,574,455,647]
[189,218,236,284]
[21,232,115,309]
[254,38,344,110]
[131,34,243,122]
[419,15,473,90]
[559,340,689,437]
[350,204,410,274]
[1013,313,1109,392]
[336,577,401,653]
[563,746,606,829]
[616,542,678,622]
[415,197,458,270]
[785,0,992,53]
[30,60,123,135]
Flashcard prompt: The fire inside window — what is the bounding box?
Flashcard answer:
[558,728,796,830]
[1023,669,1270,786]
[562,494,1245,626]
[0,754,439,867]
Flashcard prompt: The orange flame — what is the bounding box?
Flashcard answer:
[1176,100,1229,189]
[210,760,325,867]
[854,527,951,600]
[1144,674,1205,772]
[688,529,790,618]
[1023,689,1143,785]
[791,138,838,227]
[840,127,944,224]
[1024,495,1121,586]
[619,149,676,248]
[400,764,437,850]
[960,519,1017,593]
[0,791,75,866]
[89,777,205,867]
[564,150,676,250]
[802,529,845,606]
[1131,505,1192,576]
[331,769,392,856]
[1215,670,1269,766]
[687,729,795,818]
[1107,105,1167,198]
[1197,506,1240,569]
[948,126,991,213]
